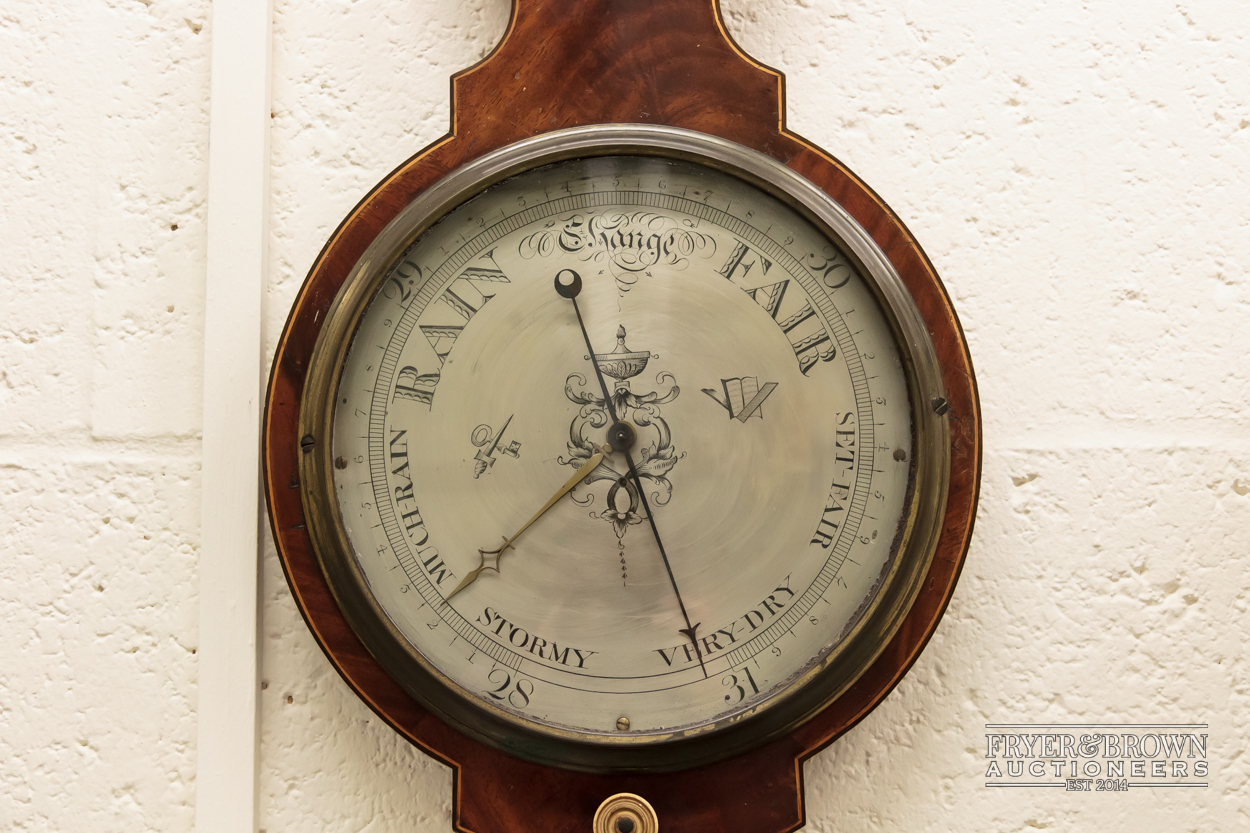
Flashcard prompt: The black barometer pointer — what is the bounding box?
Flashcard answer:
[555,268,708,680]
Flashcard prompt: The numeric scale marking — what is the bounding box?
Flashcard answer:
[329,157,913,733]
[350,184,887,687]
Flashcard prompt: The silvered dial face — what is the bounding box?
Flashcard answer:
[326,151,920,760]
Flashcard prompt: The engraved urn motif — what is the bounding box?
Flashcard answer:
[594,326,650,383]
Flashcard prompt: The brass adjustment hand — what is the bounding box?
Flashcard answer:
[446,443,612,599]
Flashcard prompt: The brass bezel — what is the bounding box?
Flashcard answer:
[297,125,950,772]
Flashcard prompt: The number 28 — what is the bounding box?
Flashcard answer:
[485,668,534,709]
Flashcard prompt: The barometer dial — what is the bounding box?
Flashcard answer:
[298,126,949,771]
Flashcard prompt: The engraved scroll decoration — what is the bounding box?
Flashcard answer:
[559,327,683,583]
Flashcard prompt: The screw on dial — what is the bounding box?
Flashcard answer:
[607,420,636,453]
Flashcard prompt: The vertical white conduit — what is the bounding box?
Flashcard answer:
[198,0,272,830]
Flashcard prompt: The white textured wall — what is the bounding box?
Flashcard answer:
[0,1,209,831]
[2,0,1247,831]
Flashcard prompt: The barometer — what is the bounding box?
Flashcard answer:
[264,3,980,831]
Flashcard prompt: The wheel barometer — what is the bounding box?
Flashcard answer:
[263,2,980,831]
